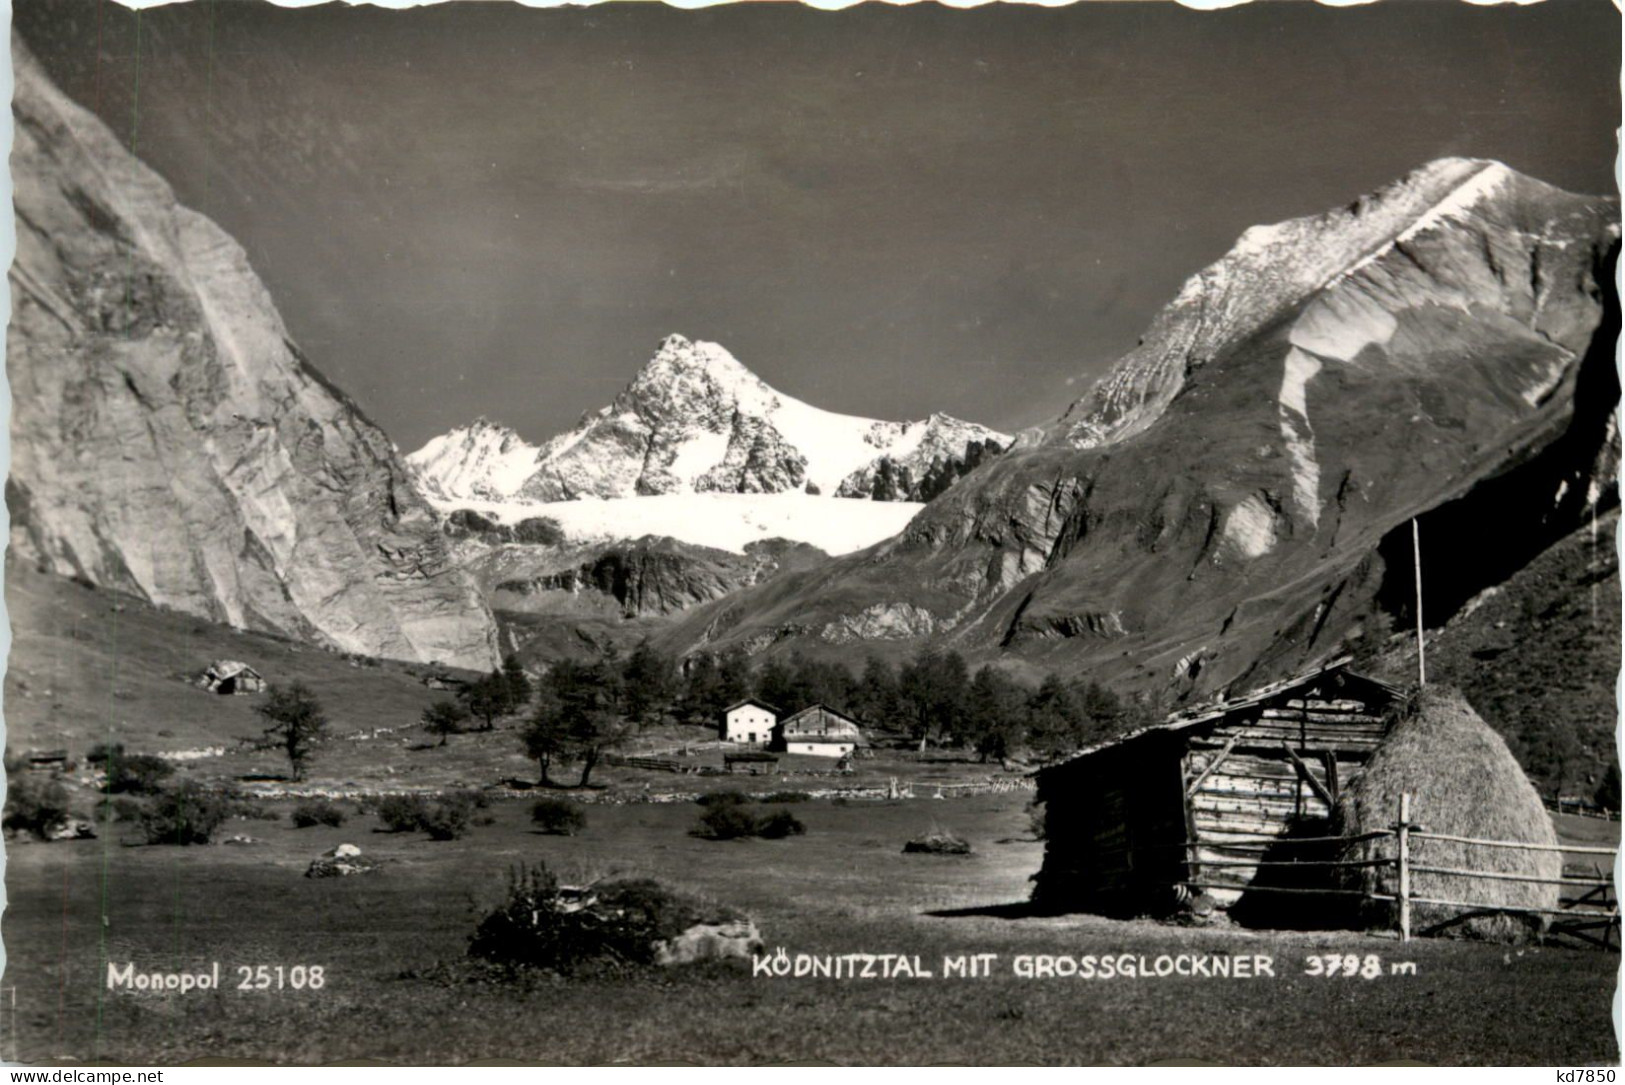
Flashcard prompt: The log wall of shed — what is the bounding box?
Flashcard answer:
[1033,736,1188,916]
[1182,689,1391,903]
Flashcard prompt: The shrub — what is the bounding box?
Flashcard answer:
[694,803,762,840]
[696,790,750,808]
[104,754,176,795]
[97,796,145,823]
[4,775,74,839]
[531,797,586,836]
[291,800,348,829]
[903,829,972,855]
[759,791,808,804]
[85,742,124,765]
[448,788,491,810]
[469,862,728,974]
[420,794,474,841]
[140,782,231,845]
[756,810,806,839]
[376,794,431,833]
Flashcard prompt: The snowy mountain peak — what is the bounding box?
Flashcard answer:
[409,336,1011,507]
[408,418,543,503]
[641,334,753,384]
[613,334,776,427]
[1054,157,1612,449]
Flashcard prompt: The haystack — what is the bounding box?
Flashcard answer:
[1335,686,1558,942]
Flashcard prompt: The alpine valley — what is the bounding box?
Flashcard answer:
[6,42,1619,724]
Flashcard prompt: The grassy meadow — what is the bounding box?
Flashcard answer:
[2,565,1618,1065]
[4,794,1619,1066]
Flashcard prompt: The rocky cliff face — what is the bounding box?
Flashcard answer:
[489,536,826,620]
[663,159,1620,703]
[6,44,498,669]
[408,334,1010,503]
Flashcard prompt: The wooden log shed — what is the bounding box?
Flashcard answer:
[1031,658,1404,919]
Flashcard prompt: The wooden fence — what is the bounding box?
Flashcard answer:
[1161,791,1618,946]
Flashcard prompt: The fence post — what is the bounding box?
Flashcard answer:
[1396,791,1413,943]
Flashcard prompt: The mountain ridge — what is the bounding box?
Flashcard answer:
[657,157,1620,705]
[407,333,1010,505]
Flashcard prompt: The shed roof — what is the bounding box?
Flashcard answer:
[1036,656,1404,776]
[203,659,261,679]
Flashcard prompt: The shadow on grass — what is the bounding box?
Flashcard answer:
[923,900,1052,920]
[504,777,610,792]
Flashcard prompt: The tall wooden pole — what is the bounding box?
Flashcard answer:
[1397,791,1413,943]
[1412,518,1426,688]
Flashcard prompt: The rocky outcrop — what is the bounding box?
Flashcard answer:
[655,919,763,967]
[835,419,1007,501]
[408,334,1009,504]
[491,536,825,619]
[695,415,809,494]
[6,44,498,669]
[662,159,1620,704]
[442,509,566,547]
[819,602,950,643]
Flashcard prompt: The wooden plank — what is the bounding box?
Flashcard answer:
[1244,725,1386,739]
[1410,864,1613,888]
[1188,738,1378,755]
[1261,708,1385,722]
[1226,734,1382,748]
[1228,724,1385,741]
[1186,881,1368,898]
[1184,736,1238,799]
[1194,785,1332,810]
[1193,814,1282,837]
[1193,815,1301,838]
[1281,743,1336,809]
[1210,755,1305,780]
[1280,698,1376,712]
[1412,831,1618,855]
[1195,784,1326,807]
[1193,794,1331,818]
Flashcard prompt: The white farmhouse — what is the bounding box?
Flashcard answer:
[774,704,865,758]
[719,698,780,746]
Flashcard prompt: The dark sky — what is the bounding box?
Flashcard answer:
[15,0,1621,449]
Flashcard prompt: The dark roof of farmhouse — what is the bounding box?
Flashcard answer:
[1036,656,1405,775]
[723,697,781,715]
[780,704,864,741]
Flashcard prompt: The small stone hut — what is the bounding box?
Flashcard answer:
[197,660,265,696]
